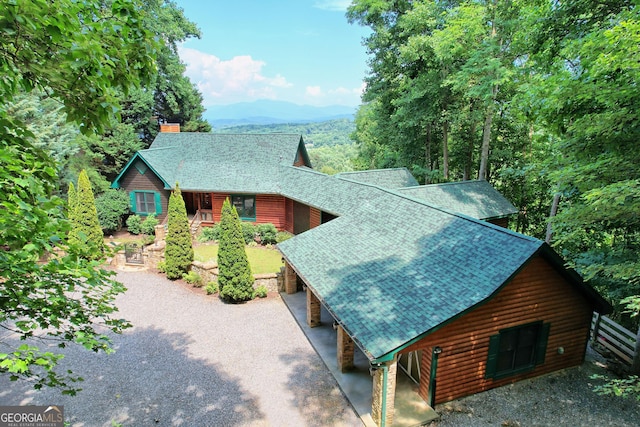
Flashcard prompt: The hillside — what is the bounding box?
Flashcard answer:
[205,100,356,127]
[211,118,356,147]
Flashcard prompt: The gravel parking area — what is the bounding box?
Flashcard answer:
[428,346,640,427]
[0,271,361,427]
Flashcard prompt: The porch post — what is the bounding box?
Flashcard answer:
[371,357,397,427]
[306,288,321,328]
[337,325,354,372]
[284,262,298,294]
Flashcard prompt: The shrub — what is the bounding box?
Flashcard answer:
[140,213,158,235]
[126,214,142,235]
[95,189,130,233]
[197,225,220,242]
[157,260,166,273]
[164,183,194,280]
[205,282,218,295]
[255,285,268,298]
[257,223,277,244]
[68,169,104,258]
[276,231,294,243]
[183,271,203,287]
[241,222,256,244]
[218,198,254,302]
[142,234,155,246]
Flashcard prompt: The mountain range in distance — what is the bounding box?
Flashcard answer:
[203,99,357,128]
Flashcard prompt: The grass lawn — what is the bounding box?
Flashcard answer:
[194,244,283,275]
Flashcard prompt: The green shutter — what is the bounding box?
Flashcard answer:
[485,334,501,379]
[155,192,162,215]
[535,323,551,366]
[129,191,137,213]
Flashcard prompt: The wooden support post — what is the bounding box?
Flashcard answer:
[337,325,354,372]
[306,288,321,328]
[284,262,298,294]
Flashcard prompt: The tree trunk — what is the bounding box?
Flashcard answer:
[442,121,449,180]
[464,119,477,181]
[478,103,494,181]
[545,193,561,244]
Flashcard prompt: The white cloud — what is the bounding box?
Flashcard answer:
[313,0,352,11]
[303,84,363,106]
[178,47,293,105]
[306,86,323,97]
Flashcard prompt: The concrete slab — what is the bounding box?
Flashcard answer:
[281,291,439,427]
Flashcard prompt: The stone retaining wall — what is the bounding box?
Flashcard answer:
[110,238,284,294]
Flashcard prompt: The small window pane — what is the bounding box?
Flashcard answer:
[136,192,156,214]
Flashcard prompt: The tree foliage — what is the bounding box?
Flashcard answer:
[0,0,159,393]
[68,170,105,259]
[164,183,194,279]
[218,199,255,303]
[349,0,640,327]
[95,189,131,234]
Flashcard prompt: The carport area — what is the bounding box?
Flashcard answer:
[281,290,439,427]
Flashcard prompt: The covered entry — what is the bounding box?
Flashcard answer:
[282,263,438,426]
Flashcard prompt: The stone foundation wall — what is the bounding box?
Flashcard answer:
[113,240,282,293]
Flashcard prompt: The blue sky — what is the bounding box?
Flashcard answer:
[175,0,370,107]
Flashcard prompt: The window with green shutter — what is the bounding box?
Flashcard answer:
[485,321,550,379]
[231,195,256,220]
[129,191,162,216]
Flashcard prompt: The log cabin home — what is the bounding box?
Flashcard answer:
[112,125,611,427]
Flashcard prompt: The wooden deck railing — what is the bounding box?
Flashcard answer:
[591,312,640,372]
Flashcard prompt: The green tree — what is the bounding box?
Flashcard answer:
[218,198,255,303]
[69,170,105,259]
[524,1,640,321]
[0,0,158,393]
[164,183,193,279]
[95,189,131,234]
[67,181,77,228]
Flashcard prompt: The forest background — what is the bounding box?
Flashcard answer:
[4,0,639,332]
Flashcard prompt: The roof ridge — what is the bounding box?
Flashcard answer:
[402,180,484,189]
[336,176,540,245]
[140,146,176,152]
[338,167,410,174]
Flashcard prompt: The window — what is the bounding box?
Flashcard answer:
[232,195,256,220]
[485,322,550,379]
[130,191,161,215]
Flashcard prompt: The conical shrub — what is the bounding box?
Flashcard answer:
[164,183,193,279]
[218,198,254,302]
[68,170,104,259]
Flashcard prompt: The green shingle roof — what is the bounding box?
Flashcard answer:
[113,133,307,192]
[337,168,419,189]
[113,133,609,363]
[397,180,518,220]
[277,179,543,361]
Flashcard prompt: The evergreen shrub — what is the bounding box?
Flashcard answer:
[241,222,256,244]
[257,223,277,244]
[164,183,193,280]
[126,215,142,234]
[255,285,268,298]
[218,198,254,302]
[205,282,218,295]
[197,225,220,242]
[140,214,158,235]
[183,271,203,287]
[95,189,130,233]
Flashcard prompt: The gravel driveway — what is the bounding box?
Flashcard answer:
[0,271,361,427]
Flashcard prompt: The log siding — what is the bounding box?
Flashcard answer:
[402,255,593,405]
[119,166,170,222]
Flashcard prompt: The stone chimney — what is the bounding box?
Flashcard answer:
[160,123,180,133]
